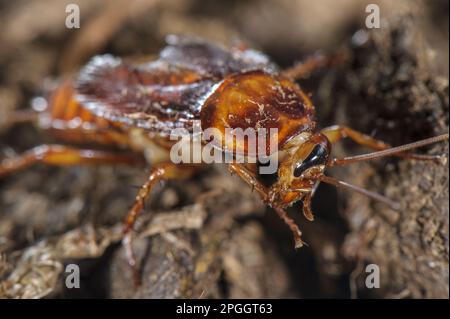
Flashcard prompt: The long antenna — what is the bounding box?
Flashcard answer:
[329,133,449,166]
[319,175,400,211]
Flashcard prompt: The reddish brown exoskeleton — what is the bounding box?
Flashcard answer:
[1,35,448,276]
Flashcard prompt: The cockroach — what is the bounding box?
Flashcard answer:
[1,35,448,278]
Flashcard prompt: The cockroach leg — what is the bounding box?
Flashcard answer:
[282,51,348,80]
[228,163,305,248]
[0,144,143,177]
[228,163,268,201]
[272,206,305,249]
[321,125,445,162]
[122,162,196,284]
[302,193,315,221]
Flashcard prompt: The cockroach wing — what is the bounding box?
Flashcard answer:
[75,35,277,136]
[160,35,278,77]
[75,54,214,135]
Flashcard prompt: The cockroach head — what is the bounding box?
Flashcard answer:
[268,132,331,206]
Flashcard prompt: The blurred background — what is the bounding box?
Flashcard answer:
[0,0,448,299]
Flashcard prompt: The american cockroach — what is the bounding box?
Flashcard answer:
[0,35,448,279]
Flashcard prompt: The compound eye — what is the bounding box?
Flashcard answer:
[294,144,328,177]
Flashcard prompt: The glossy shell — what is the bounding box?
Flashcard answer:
[75,35,277,136]
[52,35,316,155]
[200,71,315,156]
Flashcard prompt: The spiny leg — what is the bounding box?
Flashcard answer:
[0,144,143,177]
[282,51,348,80]
[122,163,196,284]
[228,163,304,248]
[321,125,444,162]
[302,193,314,221]
[228,163,268,200]
[316,129,448,209]
[272,206,305,249]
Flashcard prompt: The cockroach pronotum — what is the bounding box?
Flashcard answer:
[1,35,448,281]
